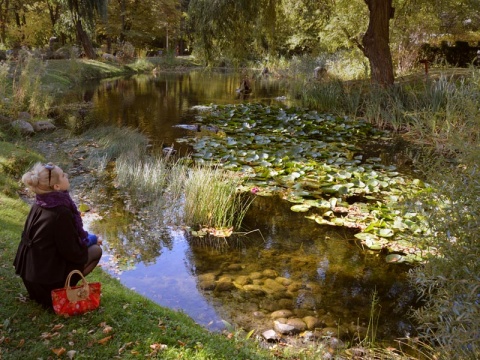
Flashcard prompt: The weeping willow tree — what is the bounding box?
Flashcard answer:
[59,0,108,59]
[187,0,332,65]
[187,0,261,65]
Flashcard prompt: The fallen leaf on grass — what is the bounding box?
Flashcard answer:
[52,324,64,331]
[52,347,66,356]
[102,325,113,334]
[150,343,168,350]
[118,341,134,354]
[98,335,113,345]
[15,294,28,303]
[17,339,25,347]
[40,332,60,340]
[67,350,76,359]
[177,340,186,346]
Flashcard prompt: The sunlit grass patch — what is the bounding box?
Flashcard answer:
[182,165,253,232]
[84,126,150,170]
[114,151,253,234]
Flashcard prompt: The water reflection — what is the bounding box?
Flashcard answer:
[74,71,290,150]
[73,71,418,341]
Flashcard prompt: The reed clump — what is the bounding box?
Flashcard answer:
[107,135,252,233]
[291,68,480,155]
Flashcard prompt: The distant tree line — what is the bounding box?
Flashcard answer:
[0,0,479,84]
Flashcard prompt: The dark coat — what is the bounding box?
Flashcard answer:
[13,204,88,285]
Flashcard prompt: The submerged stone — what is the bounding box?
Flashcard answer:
[198,281,216,291]
[249,271,263,280]
[263,278,286,294]
[262,269,279,278]
[286,318,307,332]
[198,273,217,282]
[275,276,293,286]
[234,275,251,285]
[243,284,266,296]
[271,309,293,319]
[303,316,323,330]
[215,280,235,292]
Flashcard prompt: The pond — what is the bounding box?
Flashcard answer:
[67,70,419,344]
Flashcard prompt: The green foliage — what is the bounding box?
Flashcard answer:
[290,68,480,152]
[5,54,52,118]
[0,141,44,196]
[408,148,480,359]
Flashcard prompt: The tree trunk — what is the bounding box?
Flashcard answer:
[361,0,395,86]
[75,20,96,59]
[0,0,9,45]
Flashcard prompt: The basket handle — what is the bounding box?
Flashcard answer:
[64,270,90,302]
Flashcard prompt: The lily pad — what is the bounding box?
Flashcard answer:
[377,228,394,238]
[385,254,405,263]
[290,204,312,212]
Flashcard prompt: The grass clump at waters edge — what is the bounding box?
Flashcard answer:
[113,141,254,233]
[0,139,275,359]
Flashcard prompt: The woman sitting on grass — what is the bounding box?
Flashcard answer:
[13,162,102,309]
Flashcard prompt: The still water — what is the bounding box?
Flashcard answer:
[73,70,417,341]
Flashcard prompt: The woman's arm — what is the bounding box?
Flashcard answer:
[54,208,88,266]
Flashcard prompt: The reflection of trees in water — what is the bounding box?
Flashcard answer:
[183,195,417,338]
[90,198,174,267]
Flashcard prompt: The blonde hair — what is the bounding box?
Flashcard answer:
[22,162,61,194]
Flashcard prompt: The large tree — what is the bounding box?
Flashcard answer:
[60,0,107,59]
[360,0,395,86]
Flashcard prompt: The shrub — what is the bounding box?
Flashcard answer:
[408,147,480,359]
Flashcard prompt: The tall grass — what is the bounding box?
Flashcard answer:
[182,165,253,231]
[1,54,52,118]
[84,126,150,171]
[109,136,253,233]
[290,68,480,153]
[407,145,480,359]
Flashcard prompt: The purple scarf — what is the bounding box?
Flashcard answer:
[35,191,89,246]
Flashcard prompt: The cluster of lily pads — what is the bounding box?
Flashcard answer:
[176,103,433,263]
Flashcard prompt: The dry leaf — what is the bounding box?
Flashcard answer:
[17,339,25,347]
[97,335,113,345]
[67,350,77,359]
[150,343,168,350]
[52,324,64,331]
[99,322,107,327]
[52,347,66,356]
[40,332,60,340]
[103,325,113,334]
[118,341,134,354]
[177,340,186,346]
